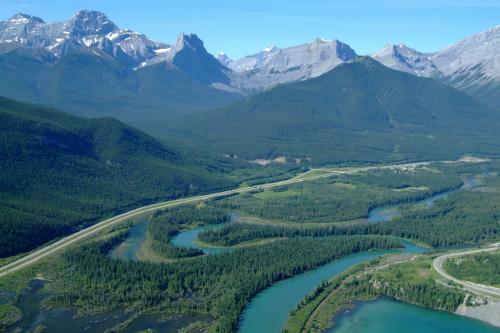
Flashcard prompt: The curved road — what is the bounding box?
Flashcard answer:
[0,158,478,278]
[433,242,500,299]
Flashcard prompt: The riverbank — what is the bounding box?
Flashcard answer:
[283,254,476,333]
[457,298,500,327]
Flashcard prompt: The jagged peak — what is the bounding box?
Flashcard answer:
[69,9,117,36]
[73,9,109,20]
[175,33,204,50]
[7,13,45,24]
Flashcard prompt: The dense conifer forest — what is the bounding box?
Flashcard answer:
[48,235,400,332]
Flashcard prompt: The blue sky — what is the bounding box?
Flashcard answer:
[1,0,498,58]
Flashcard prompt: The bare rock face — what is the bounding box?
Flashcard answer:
[1,10,498,102]
[372,26,500,107]
[370,44,437,77]
[229,38,357,92]
[228,46,280,72]
[0,10,169,65]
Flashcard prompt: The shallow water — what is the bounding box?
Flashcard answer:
[329,297,500,333]
[7,280,203,332]
[108,221,148,261]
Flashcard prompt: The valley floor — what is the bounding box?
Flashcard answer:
[1,157,500,332]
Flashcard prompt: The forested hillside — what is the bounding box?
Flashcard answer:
[0,96,236,257]
[0,48,240,136]
[165,57,500,165]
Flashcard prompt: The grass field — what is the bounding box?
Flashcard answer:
[444,250,500,288]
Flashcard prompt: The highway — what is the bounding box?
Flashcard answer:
[433,242,500,299]
[0,158,477,278]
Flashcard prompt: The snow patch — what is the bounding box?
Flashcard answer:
[154,48,171,54]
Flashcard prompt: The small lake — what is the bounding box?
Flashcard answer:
[329,297,500,333]
[367,177,480,223]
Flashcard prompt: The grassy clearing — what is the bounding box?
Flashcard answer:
[444,250,500,287]
[293,169,334,180]
[253,188,301,200]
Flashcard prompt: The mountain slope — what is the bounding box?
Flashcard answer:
[230,38,357,92]
[371,44,437,76]
[0,96,236,257]
[0,46,240,135]
[0,10,167,66]
[0,10,241,137]
[372,26,500,109]
[167,57,500,164]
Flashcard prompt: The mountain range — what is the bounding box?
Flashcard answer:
[166,57,500,164]
[1,10,499,255]
[0,9,499,163]
[0,10,498,111]
[0,10,239,136]
[371,26,500,109]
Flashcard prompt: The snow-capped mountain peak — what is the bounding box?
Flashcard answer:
[0,13,45,44]
[0,10,170,65]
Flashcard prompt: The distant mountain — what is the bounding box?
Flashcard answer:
[0,11,234,83]
[372,26,500,108]
[1,9,498,139]
[169,33,231,85]
[227,46,280,72]
[166,57,500,164]
[0,96,236,257]
[0,11,241,137]
[0,10,169,66]
[370,44,437,76]
[229,38,357,92]
[216,52,232,67]
[0,47,240,136]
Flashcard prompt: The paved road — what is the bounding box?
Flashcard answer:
[0,158,477,278]
[0,167,343,278]
[433,243,500,299]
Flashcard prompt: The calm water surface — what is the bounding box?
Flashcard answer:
[330,297,500,333]
[108,221,148,261]
[367,177,480,223]
[170,223,229,255]
[237,242,425,333]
